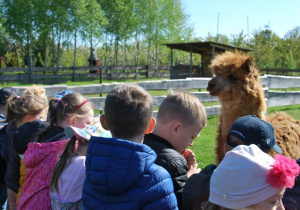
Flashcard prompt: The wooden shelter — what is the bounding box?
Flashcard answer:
[163,41,251,78]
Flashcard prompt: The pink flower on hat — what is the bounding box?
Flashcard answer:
[266,154,300,189]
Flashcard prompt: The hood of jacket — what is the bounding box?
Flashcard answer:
[24,140,68,168]
[85,137,157,195]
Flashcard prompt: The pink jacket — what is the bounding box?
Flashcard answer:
[17,140,69,210]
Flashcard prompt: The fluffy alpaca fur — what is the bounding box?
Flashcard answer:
[207,51,300,163]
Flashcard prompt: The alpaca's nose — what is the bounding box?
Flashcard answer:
[207,80,215,91]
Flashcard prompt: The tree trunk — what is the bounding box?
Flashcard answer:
[56,30,61,73]
[147,34,151,66]
[14,43,19,67]
[124,37,127,66]
[155,23,158,65]
[73,30,77,67]
[136,30,140,65]
[115,36,119,66]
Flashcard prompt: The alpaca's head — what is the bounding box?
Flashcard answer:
[207,51,261,101]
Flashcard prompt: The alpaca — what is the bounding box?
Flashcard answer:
[206,51,300,163]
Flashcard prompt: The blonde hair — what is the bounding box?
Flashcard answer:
[6,85,48,123]
[157,91,207,127]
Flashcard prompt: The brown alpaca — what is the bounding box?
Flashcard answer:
[206,51,300,163]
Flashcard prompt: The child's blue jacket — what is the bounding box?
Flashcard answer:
[82,136,178,210]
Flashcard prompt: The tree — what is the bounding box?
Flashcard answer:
[284,27,300,68]
[2,0,38,67]
[231,31,247,48]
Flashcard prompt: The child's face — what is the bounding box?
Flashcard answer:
[72,109,94,129]
[172,119,203,154]
[248,187,285,210]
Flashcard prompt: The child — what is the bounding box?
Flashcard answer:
[143,90,207,209]
[13,121,48,204]
[50,121,111,210]
[82,84,178,209]
[182,115,283,210]
[5,85,48,210]
[283,158,300,209]
[0,87,19,209]
[0,87,19,122]
[206,144,300,210]
[17,92,94,210]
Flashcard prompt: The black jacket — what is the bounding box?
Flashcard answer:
[282,158,300,210]
[144,133,188,210]
[0,124,7,186]
[4,122,19,192]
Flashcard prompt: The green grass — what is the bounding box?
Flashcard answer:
[193,104,300,169]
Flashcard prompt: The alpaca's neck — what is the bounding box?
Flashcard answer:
[219,92,266,136]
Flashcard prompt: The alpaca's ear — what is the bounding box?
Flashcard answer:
[242,57,254,73]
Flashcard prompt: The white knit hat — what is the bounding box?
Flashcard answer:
[209,144,279,209]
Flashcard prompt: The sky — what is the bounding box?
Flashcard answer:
[182,0,300,39]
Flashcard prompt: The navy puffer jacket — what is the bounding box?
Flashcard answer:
[82,137,178,210]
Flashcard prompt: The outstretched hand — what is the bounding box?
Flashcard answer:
[181,149,201,177]
[181,149,197,168]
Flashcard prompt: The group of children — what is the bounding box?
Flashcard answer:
[0,83,299,210]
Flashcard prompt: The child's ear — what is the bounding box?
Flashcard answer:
[24,114,31,122]
[145,117,156,134]
[170,121,182,136]
[100,114,109,130]
[68,116,76,126]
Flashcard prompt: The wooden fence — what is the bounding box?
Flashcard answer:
[15,75,300,117]
[1,65,300,84]
[0,65,171,84]
[260,68,300,76]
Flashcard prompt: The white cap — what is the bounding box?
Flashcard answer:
[209,144,280,209]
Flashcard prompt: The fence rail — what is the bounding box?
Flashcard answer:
[1,65,300,84]
[14,75,300,116]
[0,65,171,84]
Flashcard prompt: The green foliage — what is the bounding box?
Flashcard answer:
[1,0,300,70]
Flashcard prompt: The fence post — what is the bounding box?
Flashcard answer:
[146,65,149,78]
[266,65,269,74]
[72,66,75,82]
[99,67,102,85]
[110,66,112,81]
[29,66,32,84]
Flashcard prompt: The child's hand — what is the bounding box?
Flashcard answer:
[181,149,197,169]
[187,163,201,178]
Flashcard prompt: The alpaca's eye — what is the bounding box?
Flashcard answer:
[228,74,237,82]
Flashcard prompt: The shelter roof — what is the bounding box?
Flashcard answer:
[163,41,251,55]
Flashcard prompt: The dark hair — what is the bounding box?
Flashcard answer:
[202,201,232,210]
[50,136,88,193]
[36,92,93,142]
[6,85,48,123]
[13,121,48,154]
[104,83,153,139]
[0,87,19,105]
